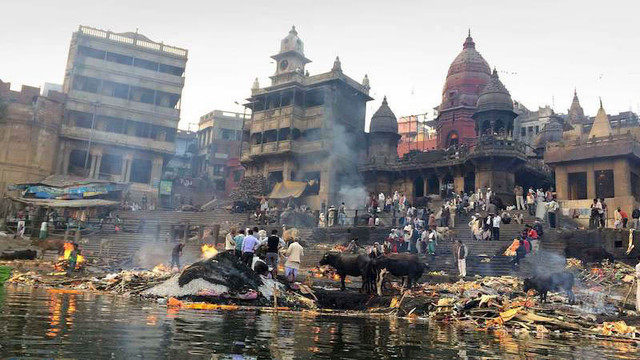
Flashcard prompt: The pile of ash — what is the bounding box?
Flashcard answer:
[143,251,276,300]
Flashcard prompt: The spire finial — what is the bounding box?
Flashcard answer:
[468,28,471,37]
[362,74,370,88]
[599,97,603,109]
[463,30,475,49]
[574,87,577,97]
[289,25,297,35]
[382,96,388,105]
[332,56,342,71]
[492,67,498,76]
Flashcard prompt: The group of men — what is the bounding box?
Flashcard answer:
[224,227,304,282]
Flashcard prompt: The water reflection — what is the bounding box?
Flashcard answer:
[0,285,637,359]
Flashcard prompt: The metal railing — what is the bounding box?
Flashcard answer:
[79,25,188,58]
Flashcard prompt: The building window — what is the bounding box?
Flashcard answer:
[213,165,225,176]
[101,81,129,99]
[535,126,539,134]
[72,75,100,93]
[568,172,588,200]
[99,154,123,175]
[520,128,526,137]
[220,129,235,140]
[304,171,321,195]
[215,180,226,191]
[130,159,152,184]
[595,169,615,199]
[527,126,533,136]
[106,52,133,65]
[130,86,155,104]
[267,171,283,191]
[102,116,125,133]
[133,58,159,72]
[158,63,185,76]
[233,170,243,182]
[77,46,106,60]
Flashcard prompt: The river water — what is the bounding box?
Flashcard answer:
[0,285,637,359]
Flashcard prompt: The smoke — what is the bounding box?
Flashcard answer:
[337,185,368,209]
[528,250,567,277]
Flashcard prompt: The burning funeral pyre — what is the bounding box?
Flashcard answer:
[53,243,85,272]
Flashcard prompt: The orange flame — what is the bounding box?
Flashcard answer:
[59,243,85,264]
[201,244,218,259]
[152,263,170,273]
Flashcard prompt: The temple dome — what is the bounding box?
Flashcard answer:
[369,97,398,133]
[279,26,304,55]
[533,119,563,149]
[440,31,491,110]
[567,89,587,125]
[476,69,514,111]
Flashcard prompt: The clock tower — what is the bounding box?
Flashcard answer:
[270,26,311,86]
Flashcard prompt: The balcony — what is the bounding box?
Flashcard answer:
[67,90,180,119]
[248,140,292,157]
[293,140,325,153]
[76,57,185,88]
[61,125,175,154]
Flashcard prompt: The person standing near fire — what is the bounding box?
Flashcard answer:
[225,228,236,253]
[283,237,304,282]
[453,239,467,278]
[67,243,79,276]
[241,230,259,266]
[171,243,184,270]
[265,229,281,279]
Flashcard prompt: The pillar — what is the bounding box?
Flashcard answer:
[122,157,133,183]
[438,177,444,197]
[62,147,71,176]
[88,155,97,178]
[554,166,568,200]
[93,154,102,179]
[614,159,631,197]
[586,163,596,199]
[453,175,465,194]
[150,156,163,185]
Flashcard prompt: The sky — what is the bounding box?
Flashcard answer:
[2,0,639,130]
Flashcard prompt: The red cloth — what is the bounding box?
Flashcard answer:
[527,229,538,239]
[620,210,629,219]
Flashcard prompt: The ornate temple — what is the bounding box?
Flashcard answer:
[242,28,554,209]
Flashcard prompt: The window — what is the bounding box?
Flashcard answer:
[520,128,526,137]
[267,171,283,191]
[106,52,133,65]
[101,81,129,99]
[130,159,152,184]
[77,46,106,60]
[133,58,159,71]
[155,91,180,108]
[304,171,321,195]
[159,63,184,76]
[213,165,225,176]
[535,126,540,134]
[220,129,235,140]
[302,128,322,141]
[135,123,151,138]
[130,86,155,104]
[215,180,226,191]
[595,169,615,199]
[102,117,124,133]
[72,75,100,93]
[568,172,587,200]
[69,110,93,128]
[233,170,243,182]
[99,154,123,175]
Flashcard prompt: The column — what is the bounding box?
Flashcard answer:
[150,156,163,185]
[123,157,133,183]
[453,175,465,194]
[586,163,596,199]
[283,160,291,181]
[614,159,631,197]
[62,147,71,176]
[554,166,568,200]
[88,155,96,178]
[93,154,102,179]
[438,177,444,197]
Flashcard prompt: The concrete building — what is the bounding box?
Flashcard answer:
[242,26,372,209]
[545,101,640,226]
[196,110,246,191]
[56,25,188,202]
[396,114,437,157]
[0,80,66,196]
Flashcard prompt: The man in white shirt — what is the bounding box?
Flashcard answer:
[492,214,501,241]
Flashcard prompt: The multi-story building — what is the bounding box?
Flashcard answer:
[397,114,437,157]
[0,80,66,196]
[56,25,188,202]
[242,26,372,209]
[196,110,246,191]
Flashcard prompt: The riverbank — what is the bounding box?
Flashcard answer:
[3,255,640,344]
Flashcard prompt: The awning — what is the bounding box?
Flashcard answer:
[8,196,120,208]
[268,181,307,199]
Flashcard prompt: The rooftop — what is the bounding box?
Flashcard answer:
[77,25,188,58]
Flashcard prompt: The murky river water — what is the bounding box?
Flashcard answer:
[0,285,637,359]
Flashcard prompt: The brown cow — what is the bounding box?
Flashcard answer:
[31,238,66,259]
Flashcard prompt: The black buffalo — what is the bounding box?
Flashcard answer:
[523,271,575,304]
[564,246,615,266]
[374,253,425,289]
[319,252,375,292]
[0,249,37,261]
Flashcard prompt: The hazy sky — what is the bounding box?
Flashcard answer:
[2,0,639,130]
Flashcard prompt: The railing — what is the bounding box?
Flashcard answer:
[79,25,188,58]
[60,125,175,154]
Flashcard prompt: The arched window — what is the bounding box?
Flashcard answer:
[494,120,505,137]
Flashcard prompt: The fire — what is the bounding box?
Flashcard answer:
[201,244,218,259]
[152,264,170,273]
[58,243,85,264]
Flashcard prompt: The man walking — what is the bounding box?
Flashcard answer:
[514,185,525,211]
[453,239,468,278]
[284,237,304,282]
[547,197,559,228]
[492,213,501,241]
[241,230,259,266]
[338,202,347,226]
[526,191,536,216]
[265,229,281,278]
